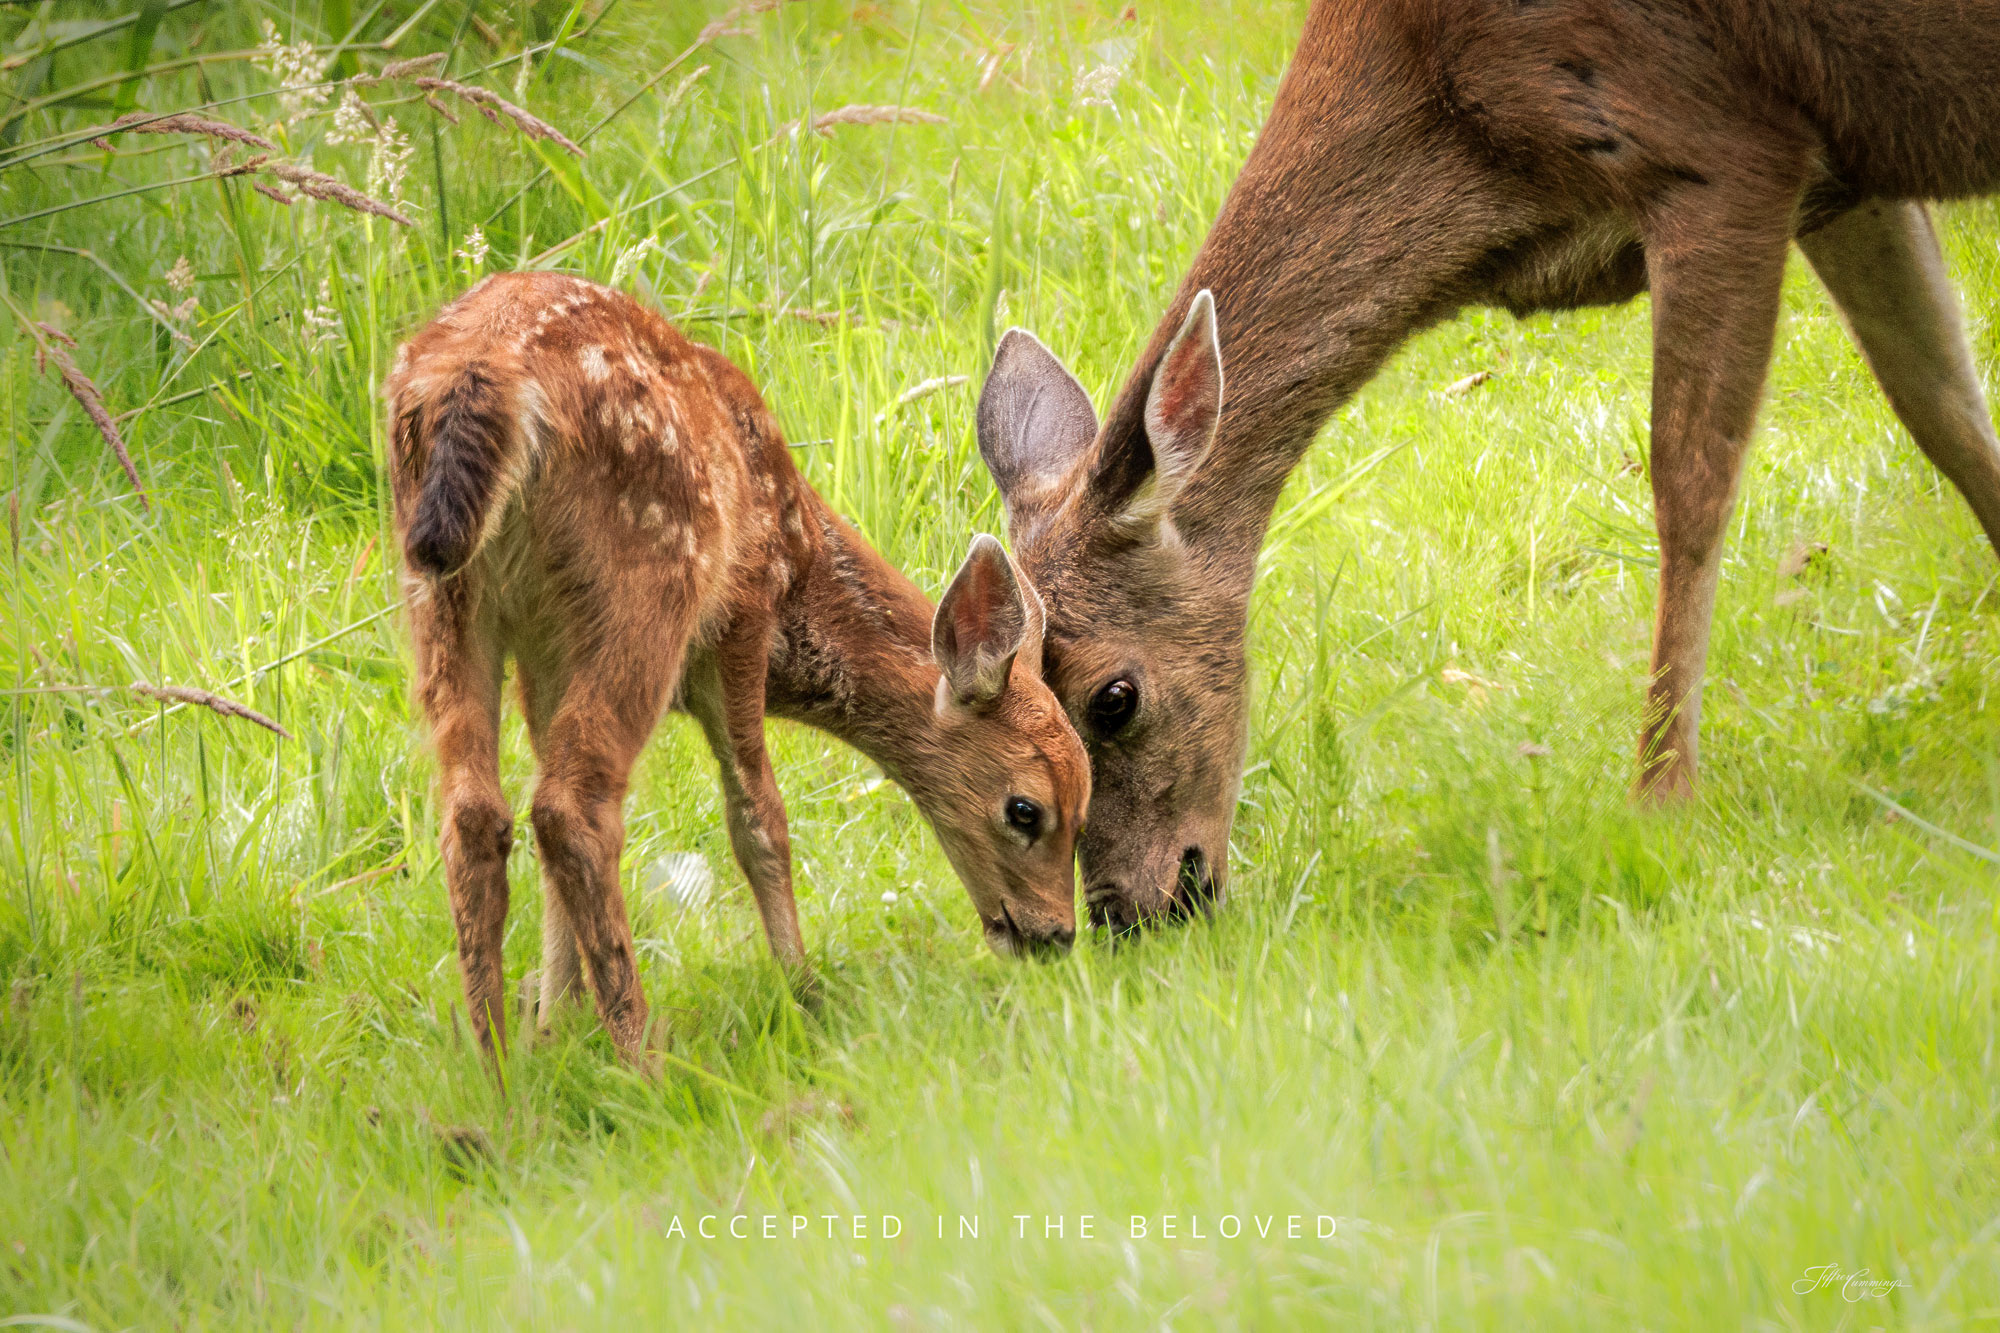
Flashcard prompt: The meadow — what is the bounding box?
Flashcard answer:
[2,1,1997,1326]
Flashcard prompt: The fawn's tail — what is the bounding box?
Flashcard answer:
[392,359,531,578]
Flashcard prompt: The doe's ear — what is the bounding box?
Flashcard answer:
[1095,289,1224,532]
[977,329,1099,520]
[933,534,1041,709]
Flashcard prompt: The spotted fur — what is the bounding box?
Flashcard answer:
[388,273,1089,1066]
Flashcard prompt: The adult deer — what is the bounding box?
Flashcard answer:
[390,272,1088,1064]
[978,0,2000,929]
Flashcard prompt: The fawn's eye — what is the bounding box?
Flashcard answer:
[1005,797,1043,837]
[1090,679,1138,734]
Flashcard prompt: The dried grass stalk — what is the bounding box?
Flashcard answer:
[252,181,296,206]
[213,151,270,179]
[700,0,801,43]
[34,323,148,513]
[766,104,947,146]
[753,303,843,327]
[746,302,901,331]
[262,161,413,226]
[131,682,294,740]
[412,78,584,156]
[377,53,447,81]
[874,374,968,423]
[107,111,277,152]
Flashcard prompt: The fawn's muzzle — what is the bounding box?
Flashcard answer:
[984,904,1075,959]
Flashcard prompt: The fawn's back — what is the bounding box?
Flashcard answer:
[388,270,805,666]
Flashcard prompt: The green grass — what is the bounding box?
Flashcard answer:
[3,1,1998,1326]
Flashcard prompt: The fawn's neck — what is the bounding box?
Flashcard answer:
[765,497,947,793]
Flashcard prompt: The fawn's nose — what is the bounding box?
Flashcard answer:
[985,905,1076,959]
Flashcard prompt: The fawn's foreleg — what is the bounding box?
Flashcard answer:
[689,631,805,971]
[515,651,584,1027]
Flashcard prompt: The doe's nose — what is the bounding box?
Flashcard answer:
[1170,846,1219,919]
[1024,922,1075,959]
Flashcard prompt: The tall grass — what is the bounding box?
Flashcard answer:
[2,1,1997,1326]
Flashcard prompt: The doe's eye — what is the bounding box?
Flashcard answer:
[1005,796,1043,836]
[1089,678,1138,734]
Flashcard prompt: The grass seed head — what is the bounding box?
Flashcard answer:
[107,111,278,152]
[411,78,584,156]
[263,161,413,226]
[376,53,447,81]
[33,324,148,513]
[130,682,295,740]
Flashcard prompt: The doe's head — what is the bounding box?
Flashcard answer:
[922,534,1090,959]
[974,292,1238,933]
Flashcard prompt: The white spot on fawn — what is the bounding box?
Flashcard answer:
[641,502,665,529]
[579,345,609,383]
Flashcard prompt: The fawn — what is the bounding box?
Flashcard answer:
[387,271,1089,1063]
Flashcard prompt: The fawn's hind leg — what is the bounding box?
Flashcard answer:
[686,621,805,970]
[529,642,679,1062]
[1800,201,2000,554]
[412,582,514,1056]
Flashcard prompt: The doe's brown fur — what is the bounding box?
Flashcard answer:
[979,0,2000,927]
[389,272,1087,1063]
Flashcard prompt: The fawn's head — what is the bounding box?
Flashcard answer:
[974,294,1237,933]
[920,535,1090,958]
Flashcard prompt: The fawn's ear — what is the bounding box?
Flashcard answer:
[933,534,1043,709]
[977,329,1100,524]
[1090,289,1224,535]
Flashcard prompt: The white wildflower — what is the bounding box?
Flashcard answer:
[302,278,343,348]
[254,20,329,122]
[1867,662,1942,717]
[455,225,489,268]
[164,255,194,295]
[367,115,413,205]
[324,89,373,146]
[1074,63,1123,110]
